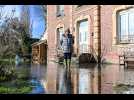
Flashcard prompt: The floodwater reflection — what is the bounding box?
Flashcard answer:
[42,62,134,94]
[58,68,72,94]
[45,63,99,94]
[29,62,134,94]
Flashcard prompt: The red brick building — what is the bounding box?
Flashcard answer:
[45,5,134,64]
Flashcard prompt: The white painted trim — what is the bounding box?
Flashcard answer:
[74,15,91,54]
[112,5,134,46]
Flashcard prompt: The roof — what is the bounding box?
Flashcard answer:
[31,39,47,46]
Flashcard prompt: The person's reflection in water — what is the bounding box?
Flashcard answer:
[66,69,73,94]
[60,67,73,94]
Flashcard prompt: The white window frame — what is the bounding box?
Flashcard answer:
[118,8,134,44]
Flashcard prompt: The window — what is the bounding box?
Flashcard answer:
[56,5,64,17]
[77,5,83,8]
[118,8,134,43]
[57,27,64,48]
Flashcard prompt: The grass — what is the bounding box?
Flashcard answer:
[0,86,32,94]
[0,58,15,65]
[0,77,33,94]
[0,59,15,62]
[0,69,32,94]
[0,56,35,94]
[0,58,31,65]
[0,63,33,94]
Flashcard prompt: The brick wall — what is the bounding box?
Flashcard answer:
[47,5,100,62]
[100,5,134,64]
[47,5,134,64]
[47,5,72,61]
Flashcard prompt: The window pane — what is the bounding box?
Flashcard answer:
[57,5,60,12]
[57,27,63,48]
[60,5,64,11]
[118,8,134,43]
[57,5,64,17]
[85,32,87,41]
[77,5,83,7]
[120,13,128,41]
[129,12,134,35]
[79,20,88,42]
[59,27,63,41]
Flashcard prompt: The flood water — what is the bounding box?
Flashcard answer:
[1,62,134,94]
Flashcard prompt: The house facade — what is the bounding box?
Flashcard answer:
[45,5,134,64]
[101,5,134,63]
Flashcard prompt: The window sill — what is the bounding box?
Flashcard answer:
[56,14,65,19]
[56,13,65,17]
[115,42,134,46]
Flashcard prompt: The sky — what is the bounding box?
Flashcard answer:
[1,5,45,39]
[29,5,45,39]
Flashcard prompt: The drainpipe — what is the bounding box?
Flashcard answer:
[97,6,101,94]
[97,5,101,64]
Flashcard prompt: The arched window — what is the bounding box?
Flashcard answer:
[57,27,64,48]
[117,8,134,43]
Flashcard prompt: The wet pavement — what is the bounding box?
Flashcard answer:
[29,62,134,94]
[1,62,134,94]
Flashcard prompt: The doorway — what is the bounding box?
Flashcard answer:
[78,19,89,54]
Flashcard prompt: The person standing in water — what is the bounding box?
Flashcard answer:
[60,28,74,70]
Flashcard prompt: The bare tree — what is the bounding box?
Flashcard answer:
[0,6,31,58]
[0,20,21,58]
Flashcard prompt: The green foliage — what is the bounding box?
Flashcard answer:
[0,58,16,82]
[0,64,16,82]
[0,59,15,65]
[0,65,32,94]
[20,28,30,55]
[0,85,32,94]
